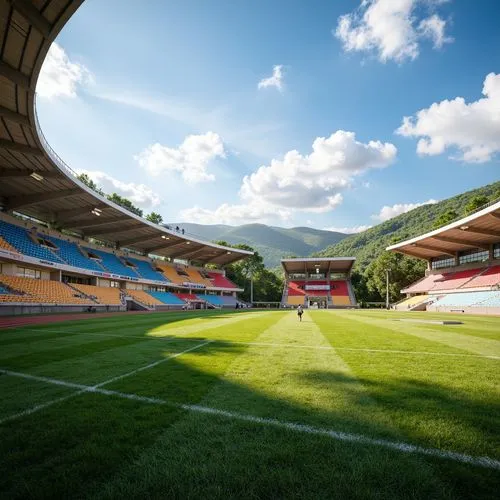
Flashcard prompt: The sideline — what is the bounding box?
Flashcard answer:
[1,367,499,471]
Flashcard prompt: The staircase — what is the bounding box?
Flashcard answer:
[66,283,99,304]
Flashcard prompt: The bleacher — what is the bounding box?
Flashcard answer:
[0,236,18,253]
[432,269,480,291]
[148,291,186,306]
[184,267,212,287]
[429,291,500,309]
[85,248,139,278]
[287,296,305,306]
[220,296,237,307]
[0,275,92,305]
[176,293,203,302]
[0,220,63,264]
[155,263,185,285]
[127,289,165,308]
[125,257,167,282]
[207,272,238,289]
[287,281,307,296]
[48,235,103,272]
[462,265,500,288]
[395,295,430,310]
[198,294,224,307]
[70,283,122,305]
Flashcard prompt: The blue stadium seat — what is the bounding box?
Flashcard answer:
[148,291,186,305]
[83,247,139,277]
[47,235,103,272]
[197,294,224,306]
[126,257,168,282]
[0,220,63,263]
[432,291,500,307]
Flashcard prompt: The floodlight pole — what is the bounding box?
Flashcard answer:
[250,270,254,305]
[385,268,390,310]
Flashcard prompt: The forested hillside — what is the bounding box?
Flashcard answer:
[315,181,500,272]
[172,223,347,267]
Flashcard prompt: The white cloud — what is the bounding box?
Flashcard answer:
[335,0,452,63]
[372,199,438,221]
[397,72,500,163]
[78,170,161,210]
[418,14,453,49]
[324,225,372,234]
[134,132,225,183]
[179,202,291,226]
[180,130,397,224]
[258,65,285,91]
[37,43,93,99]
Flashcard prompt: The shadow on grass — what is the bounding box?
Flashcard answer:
[0,331,498,499]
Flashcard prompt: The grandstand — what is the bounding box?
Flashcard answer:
[387,200,500,314]
[0,214,244,314]
[280,258,357,308]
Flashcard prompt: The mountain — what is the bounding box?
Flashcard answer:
[170,223,348,267]
[314,181,500,272]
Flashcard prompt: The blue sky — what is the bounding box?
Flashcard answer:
[36,0,500,233]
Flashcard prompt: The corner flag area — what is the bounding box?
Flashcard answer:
[1,309,498,498]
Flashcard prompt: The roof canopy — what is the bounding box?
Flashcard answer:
[386,201,500,260]
[0,0,251,267]
[281,257,356,275]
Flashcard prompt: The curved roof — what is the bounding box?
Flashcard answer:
[0,0,251,266]
[386,200,500,260]
[281,257,355,275]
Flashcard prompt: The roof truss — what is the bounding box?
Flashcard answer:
[6,188,81,210]
[431,235,490,251]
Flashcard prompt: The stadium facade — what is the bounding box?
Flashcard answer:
[281,257,357,308]
[387,201,500,314]
[0,0,252,315]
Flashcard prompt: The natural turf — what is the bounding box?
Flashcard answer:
[0,309,499,499]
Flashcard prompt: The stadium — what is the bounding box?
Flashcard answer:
[0,1,498,499]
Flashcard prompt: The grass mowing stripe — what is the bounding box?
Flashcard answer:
[93,340,214,388]
[2,367,498,471]
[0,390,86,425]
[342,312,500,357]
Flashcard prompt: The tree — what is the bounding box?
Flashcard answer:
[465,195,489,215]
[107,193,143,217]
[77,173,104,196]
[146,212,163,224]
[365,251,426,303]
[432,209,458,229]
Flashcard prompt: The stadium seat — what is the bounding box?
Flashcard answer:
[0,236,18,253]
[197,294,224,307]
[83,247,139,278]
[432,269,482,291]
[176,293,204,302]
[395,295,429,310]
[127,289,165,307]
[125,257,168,282]
[462,266,500,288]
[148,291,186,305]
[47,235,103,271]
[430,291,500,308]
[287,296,305,306]
[207,272,238,289]
[0,220,63,263]
[0,275,93,304]
[332,296,352,306]
[70,283,122,305]
[155,263,186,284]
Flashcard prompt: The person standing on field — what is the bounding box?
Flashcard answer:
[297,305,303,322]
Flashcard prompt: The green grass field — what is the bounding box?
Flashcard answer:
[0,309,499,499]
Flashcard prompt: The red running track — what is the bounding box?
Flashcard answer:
[0,310,164,329]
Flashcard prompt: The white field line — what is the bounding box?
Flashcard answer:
[0,339,212,424]
[1,368,499,471]
[9,328,499,360]
[93,339,213,388]
[0,390,86,425]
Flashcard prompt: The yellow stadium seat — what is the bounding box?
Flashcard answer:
[70,283,122,305]
[127,289,164,307]
[287,296,305,306]
[332,296,352,306]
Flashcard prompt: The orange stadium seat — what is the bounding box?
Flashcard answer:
[125,289,164,307]
[70,283,122,305]
[462,266,500,288]
[0,275,93,305]
[0,236,18,253]
[155,263,185,284]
